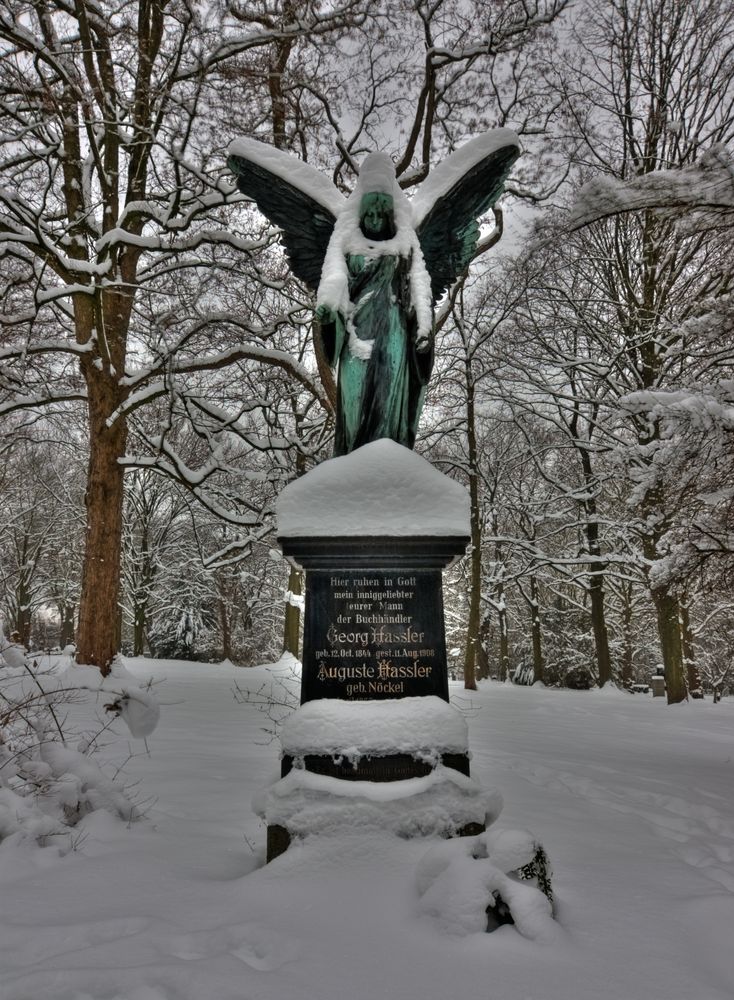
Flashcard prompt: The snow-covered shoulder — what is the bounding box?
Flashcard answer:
[410,129,520,227]
[276,440,470,538]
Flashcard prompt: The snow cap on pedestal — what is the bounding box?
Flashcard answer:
[276,439,470,538]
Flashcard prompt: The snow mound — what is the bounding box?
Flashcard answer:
[277,439,470,537]
[255,766,501,840]
[416,829,560,942]
[0,739,140,848]
[108,689,161,739]
[1,656,147,848]
[0,786,64,844]
[55,656,160,740]
[281,696,468,758]
[0,641,26,669]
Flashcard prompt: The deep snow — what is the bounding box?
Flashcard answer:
[1,656,733,1000]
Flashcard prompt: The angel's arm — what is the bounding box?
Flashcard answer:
[227,138,345,293]
[314,303,347,368]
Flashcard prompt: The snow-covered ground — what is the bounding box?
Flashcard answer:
[1,656,733,1000]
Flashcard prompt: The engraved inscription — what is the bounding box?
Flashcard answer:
[301,570,448,702]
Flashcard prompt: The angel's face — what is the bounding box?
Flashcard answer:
[360,193,395,240]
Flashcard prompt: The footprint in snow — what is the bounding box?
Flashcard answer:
[170,922,301,970]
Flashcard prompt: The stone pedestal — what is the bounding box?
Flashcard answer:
[262,440,484,860]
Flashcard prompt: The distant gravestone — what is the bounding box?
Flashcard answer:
[651,667,666,698]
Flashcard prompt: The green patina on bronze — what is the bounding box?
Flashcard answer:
[316,192,430,455]
[227,138,520,455]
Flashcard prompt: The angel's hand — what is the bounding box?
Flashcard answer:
[415,332,432,354]
[316,304,337,326]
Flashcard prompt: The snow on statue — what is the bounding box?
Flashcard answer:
[227,133,520,454]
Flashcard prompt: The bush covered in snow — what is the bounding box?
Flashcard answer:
[0,655,158,849]
[564,665,595,690]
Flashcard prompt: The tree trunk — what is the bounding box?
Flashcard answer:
[133,604,146,656]
[640,474,687,704]
[132,526,154,657]
[15,594,32,648]
[651,587,687,704]
[492,521,510,682]
[679,599,701,696]
[75,370,128,675]
[463,350,480,691]
[498,599,510,682]
[463,536,481,691]
[267,2,303,150]
[475,615,491,680]
[530,574,544,684]
[14,536,33,645]
[283,565,302,658]
[621,582,634,690]
[589,570,613,686]
[60,603,76,647]
[219,597,232,662]
[579,447,613,686]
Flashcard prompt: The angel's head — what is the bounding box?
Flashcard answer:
[359,192,396,240]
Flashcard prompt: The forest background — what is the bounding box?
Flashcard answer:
[1,0,733,706]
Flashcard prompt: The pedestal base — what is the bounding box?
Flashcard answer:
[258,695,494,862]
[266,821,486,862]
[271,443,476,862]
[270,750,478,863]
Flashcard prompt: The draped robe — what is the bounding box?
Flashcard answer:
[319,251,434,456]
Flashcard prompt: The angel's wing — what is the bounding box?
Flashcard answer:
[227,138,346,293]
[412,130,520,303]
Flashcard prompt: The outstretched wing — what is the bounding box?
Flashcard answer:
[227,138,345,293]
[413,130,520,304]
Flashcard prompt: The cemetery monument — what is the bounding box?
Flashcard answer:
[228,135,553,929]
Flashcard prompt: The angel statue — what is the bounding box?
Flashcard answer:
[227,132,519,455]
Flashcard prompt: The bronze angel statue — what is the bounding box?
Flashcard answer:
[227,132,519,456]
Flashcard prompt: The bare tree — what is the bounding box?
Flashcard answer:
[0,0,366,672]
[1,0,573,676]
[527,0,734,701]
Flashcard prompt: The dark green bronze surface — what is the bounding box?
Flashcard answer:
[227,141,518,454]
